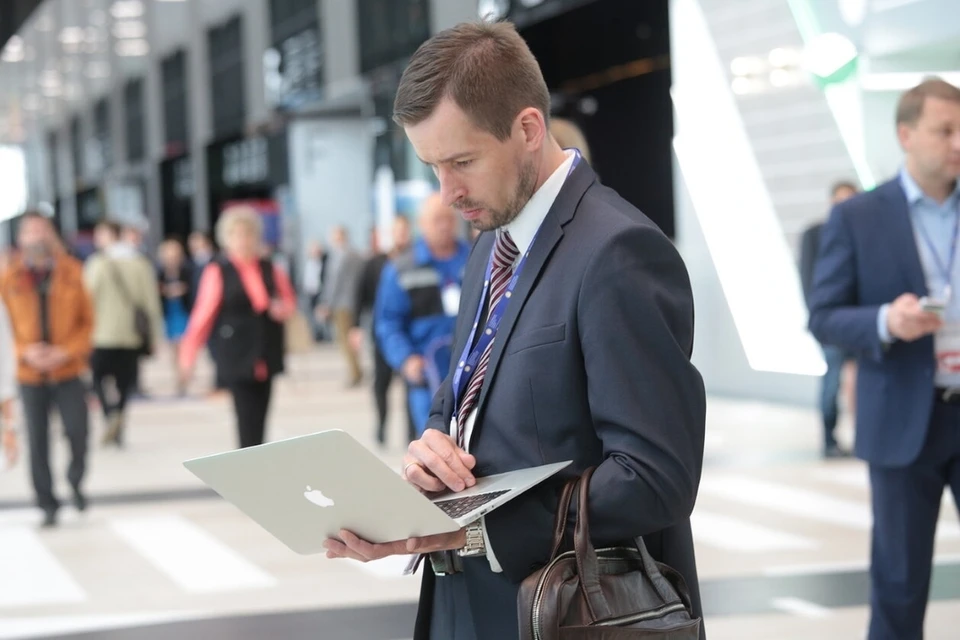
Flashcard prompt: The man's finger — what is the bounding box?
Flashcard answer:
[413,445,469,491]
[415,434,476,490]
[340,530,410,560]
[406,531,462,554]
[323,538,369,562]
[406,463,446,493]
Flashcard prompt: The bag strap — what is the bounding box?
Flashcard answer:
[573,466,613,623]
[547,476,579,560]
[632,535,695,613]
[107,260,137,307]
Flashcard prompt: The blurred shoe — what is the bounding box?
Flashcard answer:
[41,509,57,528]
[824,444,852,459]
[73,488,87,513]
[101,412,123,446]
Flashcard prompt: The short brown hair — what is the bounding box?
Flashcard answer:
[95,220,122,238]
[896,77,960,126]
[830,180,857,197]
[393,21,551,141]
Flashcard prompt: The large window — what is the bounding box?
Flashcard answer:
[93,97,112,173]
[46,130,58,193]
[124,78,146,163]
[267,0,323,109]
[208,15,245,140]
[358,0,429,73]
[161,49,189,153]
[69,115,83,181]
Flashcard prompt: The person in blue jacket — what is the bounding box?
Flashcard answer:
[375,193,471,436]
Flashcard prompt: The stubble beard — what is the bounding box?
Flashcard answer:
[466,159,538,233]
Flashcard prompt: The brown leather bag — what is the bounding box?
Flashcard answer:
[517,467,701,639]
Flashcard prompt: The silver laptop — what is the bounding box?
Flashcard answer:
[183,429,570,555]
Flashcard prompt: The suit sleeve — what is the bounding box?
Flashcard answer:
[484,225,707,582]
[798,226,818,309]
[808,204,886,361]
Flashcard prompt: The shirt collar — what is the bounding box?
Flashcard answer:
[503,150,576,256]
[899,167,960,209]
[105,242,139,258]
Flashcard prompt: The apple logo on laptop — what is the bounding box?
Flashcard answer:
[304,486,334,508]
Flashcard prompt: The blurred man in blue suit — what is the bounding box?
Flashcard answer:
[809,78,960,640]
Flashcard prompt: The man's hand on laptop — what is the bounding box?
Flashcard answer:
[324,527,467,562]
[403,429,476,493]
[323,430,477,563]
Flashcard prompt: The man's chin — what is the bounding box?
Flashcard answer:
[469,219,497,233]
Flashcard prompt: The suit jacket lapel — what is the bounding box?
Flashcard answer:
[470,162,596,435]
[445,234,493,423]
[878,179,927,294]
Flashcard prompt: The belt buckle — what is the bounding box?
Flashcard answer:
[428,551,463,576]
[943,388,960,403]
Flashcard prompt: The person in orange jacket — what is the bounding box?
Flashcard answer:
[0,211,94,528]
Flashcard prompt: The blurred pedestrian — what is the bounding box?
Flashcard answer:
[179,205,297,448]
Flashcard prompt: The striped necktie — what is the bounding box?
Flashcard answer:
[455,230,520,449]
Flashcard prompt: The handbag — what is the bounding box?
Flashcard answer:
[108,262,152,355]
[518,467,701,640]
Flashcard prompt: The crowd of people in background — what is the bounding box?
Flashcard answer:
[0,115,608,529]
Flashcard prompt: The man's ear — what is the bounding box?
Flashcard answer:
[516,107,547,151]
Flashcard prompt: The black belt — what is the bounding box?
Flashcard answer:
[935,387,960,405]
[429,550,464,576]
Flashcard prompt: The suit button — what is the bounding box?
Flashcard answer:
[220,326,234,338]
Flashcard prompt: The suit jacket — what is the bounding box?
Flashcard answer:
[353,252,389,331]
[413,161,707,639]
[323,248,363,312]
[799,222,823,309]
[808,178,936,467]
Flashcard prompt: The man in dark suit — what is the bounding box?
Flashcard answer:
[799,180,859,458]
[324,21,706,639]
[809,78,960,640]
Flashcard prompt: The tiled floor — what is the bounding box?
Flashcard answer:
[1,345,957,639]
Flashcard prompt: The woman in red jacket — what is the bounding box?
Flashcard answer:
[179,205,296,448]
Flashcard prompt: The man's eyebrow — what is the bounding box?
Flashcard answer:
[420,152,474,165]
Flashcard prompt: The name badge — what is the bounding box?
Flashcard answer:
[442,284,461,317]
[935,324,960,376]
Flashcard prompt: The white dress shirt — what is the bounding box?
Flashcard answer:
[452,150,576,572]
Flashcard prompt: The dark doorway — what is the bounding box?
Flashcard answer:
[160,154,195,242]
[518,0,674,238]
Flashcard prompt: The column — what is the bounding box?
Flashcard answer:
[186,0,212,231]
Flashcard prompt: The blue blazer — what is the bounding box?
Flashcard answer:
[808,178,937,467]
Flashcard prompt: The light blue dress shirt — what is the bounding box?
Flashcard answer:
[877,169,960,386]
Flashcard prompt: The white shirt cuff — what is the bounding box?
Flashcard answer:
[480,517,503,573]
[877,303,894,344]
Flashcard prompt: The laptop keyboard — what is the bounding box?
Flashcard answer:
[433,490,510,519]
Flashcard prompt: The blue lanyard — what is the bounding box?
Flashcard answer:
[451,150,581,416]
[914,207,960,299]
[451,237,535,414]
